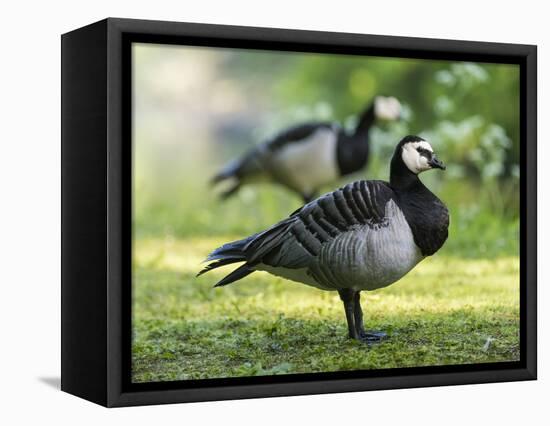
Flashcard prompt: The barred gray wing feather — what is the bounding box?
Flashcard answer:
[258,180,395,269]
[199,180,396,287]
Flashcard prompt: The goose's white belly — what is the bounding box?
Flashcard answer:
[256,200,424,291]
[266,127,339,194]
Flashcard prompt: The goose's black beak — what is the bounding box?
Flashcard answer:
[429,156,446,170]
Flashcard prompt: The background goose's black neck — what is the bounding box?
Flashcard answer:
[336,102,375,176]
[353,102,375,138]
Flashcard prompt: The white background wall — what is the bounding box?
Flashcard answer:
[0,0,546,424]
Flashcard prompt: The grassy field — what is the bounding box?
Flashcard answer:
[132,236,520,383]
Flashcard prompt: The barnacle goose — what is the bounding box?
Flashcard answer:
[212,96,402,203]
[199,135,448,342]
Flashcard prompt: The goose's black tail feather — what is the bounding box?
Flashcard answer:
[210,172,241,201]
[210,168,237,186]
[197,236,255,287]
[211,148,264,200]
[210,158,245,201]
[198,216,294,287]
[213,264,253,287]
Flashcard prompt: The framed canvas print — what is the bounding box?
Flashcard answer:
[61,18,537,407]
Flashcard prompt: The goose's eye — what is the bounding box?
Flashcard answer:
[416,147,431,158]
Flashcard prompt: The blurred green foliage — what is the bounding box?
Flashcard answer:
[133,45,520,259]
[224,53,519,178]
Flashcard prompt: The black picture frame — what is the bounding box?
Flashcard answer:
[61,17,537,407]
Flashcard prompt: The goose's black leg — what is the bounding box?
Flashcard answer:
[353,291,387,343]
[353,291,365,336]
[338,289,359,339]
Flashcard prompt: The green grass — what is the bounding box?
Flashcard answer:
[132,237,520,383]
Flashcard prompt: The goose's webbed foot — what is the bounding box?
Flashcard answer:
[358,330,387,343]
[338,289,388,344]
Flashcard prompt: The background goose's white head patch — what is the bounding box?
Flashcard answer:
[402,140,435,174]
[374,96,402,121]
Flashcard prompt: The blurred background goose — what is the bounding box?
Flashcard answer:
[199,135,449,342]
[211,96,402,203]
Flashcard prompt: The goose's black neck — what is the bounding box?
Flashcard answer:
[353,102,376,138]
[388,141,449,256]
[336,102,376,176]
[390,152,423,191]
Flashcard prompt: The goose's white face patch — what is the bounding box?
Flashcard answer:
[402,140,434,174]
[374,96,401,121]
